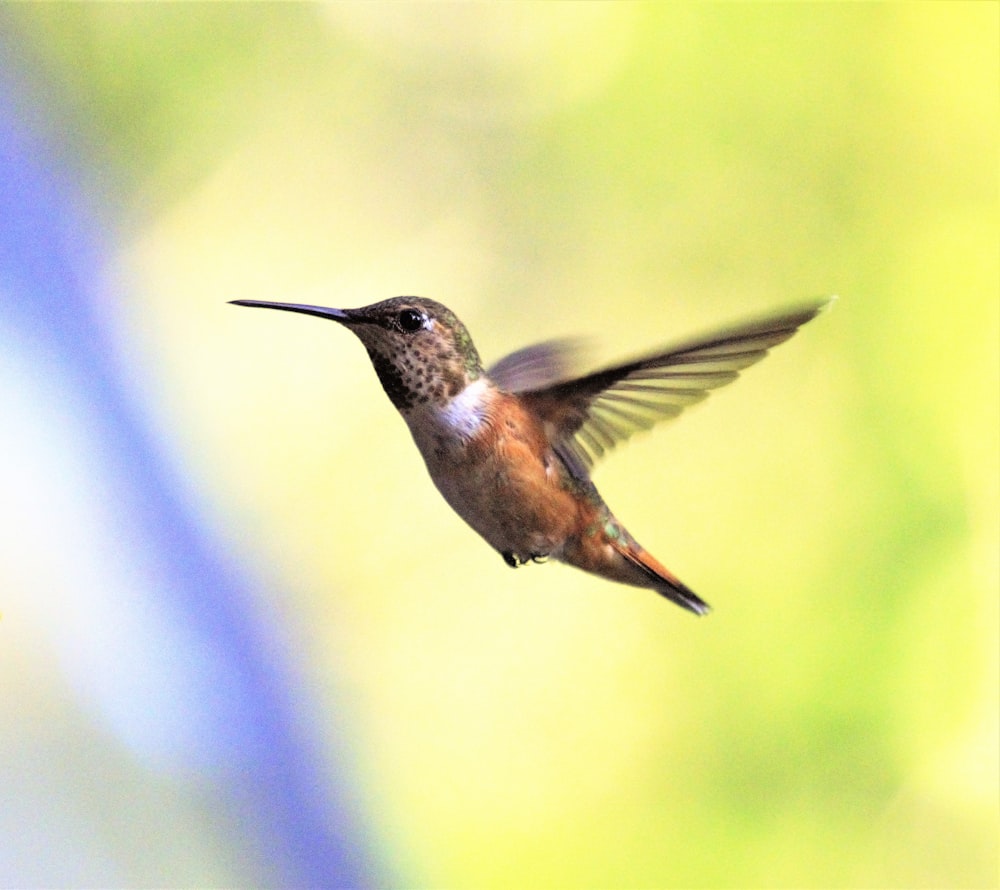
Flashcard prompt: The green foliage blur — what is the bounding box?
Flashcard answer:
[6,3,997,887]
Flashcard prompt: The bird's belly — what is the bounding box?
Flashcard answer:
[413,419,578,559]
[428,452,569,556]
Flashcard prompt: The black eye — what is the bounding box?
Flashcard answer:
[398,308,425,332]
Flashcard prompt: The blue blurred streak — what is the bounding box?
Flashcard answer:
[0,42,375,889]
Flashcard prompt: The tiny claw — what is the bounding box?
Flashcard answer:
[530,554,550,564]
[502,551,521,568]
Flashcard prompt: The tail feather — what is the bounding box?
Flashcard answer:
[614,540,711,616]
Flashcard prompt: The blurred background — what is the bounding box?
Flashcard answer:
[1,3,996,887]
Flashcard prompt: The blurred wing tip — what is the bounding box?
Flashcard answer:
[805,294,838,318]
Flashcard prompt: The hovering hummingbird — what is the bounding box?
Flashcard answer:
[231,295,831,614]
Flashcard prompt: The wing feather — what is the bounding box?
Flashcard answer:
[519,298,833,477]
[487,339,588,392]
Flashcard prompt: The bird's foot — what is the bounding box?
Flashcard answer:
[502,551,549,568]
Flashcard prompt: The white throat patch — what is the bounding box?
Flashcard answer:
[438,378,489,439]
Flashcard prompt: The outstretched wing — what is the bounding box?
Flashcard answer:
[518,298,833,479]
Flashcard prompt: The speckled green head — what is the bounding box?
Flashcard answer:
[229,296,484,411]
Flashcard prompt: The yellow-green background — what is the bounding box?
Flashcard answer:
[2,3,996,887]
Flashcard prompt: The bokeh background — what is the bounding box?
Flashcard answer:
[1,3,996,887]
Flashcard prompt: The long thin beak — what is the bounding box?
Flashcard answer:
[229,299,352,323]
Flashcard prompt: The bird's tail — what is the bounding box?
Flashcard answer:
[613,539,711,616]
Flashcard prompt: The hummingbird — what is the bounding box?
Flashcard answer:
[231,295,831,614]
